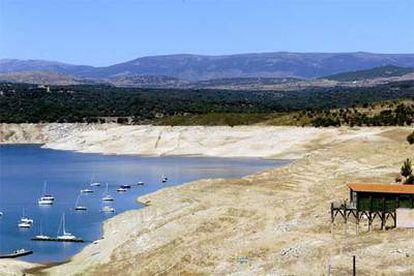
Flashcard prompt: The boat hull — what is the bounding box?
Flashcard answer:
[31,237,84,243]
[0,250,33,258]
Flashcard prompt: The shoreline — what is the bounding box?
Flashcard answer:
[1,124,413,274]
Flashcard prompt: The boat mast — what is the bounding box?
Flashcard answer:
[75,194,80,207]
[62,213,66,235]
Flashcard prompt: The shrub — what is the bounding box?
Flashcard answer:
[407,131,414,145]
[401,159,412,178]
[405,175,414,185]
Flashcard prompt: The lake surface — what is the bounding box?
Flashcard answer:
[0,144,287,263]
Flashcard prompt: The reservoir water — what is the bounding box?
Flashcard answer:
[0,144,287,263]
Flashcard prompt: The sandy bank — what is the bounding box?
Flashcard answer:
[2,123,348,159]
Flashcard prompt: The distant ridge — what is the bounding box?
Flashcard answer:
[323,65,414,81]
[1,52,414,81]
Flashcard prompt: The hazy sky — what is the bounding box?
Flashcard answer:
[1,0,413,66]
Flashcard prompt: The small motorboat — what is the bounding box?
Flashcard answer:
[0,211,3,217]
[161,175,168,183]
[137,181,144,186]
[0,249,33,258]
[117,187,127,193]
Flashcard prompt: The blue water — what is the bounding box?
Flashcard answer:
[0,144,287,263]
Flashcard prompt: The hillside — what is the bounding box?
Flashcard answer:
[1,81,413,125]
[2,52,414,81]
[323,65,414,81]
[0,71,96,86]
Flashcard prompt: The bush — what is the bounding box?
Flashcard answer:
[405,175,414,185]
[401,159,413,178]
[407,131,414,145]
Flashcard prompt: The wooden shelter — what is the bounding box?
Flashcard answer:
[331,183,414,230]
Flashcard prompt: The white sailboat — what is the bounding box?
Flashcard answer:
[74,194,87,211]
[56,213,78,241]
[101,203,115,213]
[18,209,33,228]
[90,174,101,187]
[34,220,51,240]
[80,188,93,194]
[38,181,54,205]
[117,187,127,193]
[102,183,114,202]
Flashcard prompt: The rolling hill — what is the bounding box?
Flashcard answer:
[323,65,414,81]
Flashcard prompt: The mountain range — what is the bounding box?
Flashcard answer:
[2,52,414,81]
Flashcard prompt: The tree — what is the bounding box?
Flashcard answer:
[407,131,414,145]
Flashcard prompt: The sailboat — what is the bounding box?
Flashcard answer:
[34,220,51,240]
[74,194,87,211]
[102,183,114,202]
[38,181,54,205]
[117,187,127,193]
[90,174,101,187]
[18,209,33,228]
[101,202,115,213]
[80,181,93,193]
[56,213,82,242]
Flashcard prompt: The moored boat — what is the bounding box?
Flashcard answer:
[0,249,33,258]
[38,181,54,205]
[74,194,87,211]
[18,209,33,228]
[101,205,115,213]
[102,183,114,201]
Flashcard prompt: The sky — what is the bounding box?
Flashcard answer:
[0,0,413,66]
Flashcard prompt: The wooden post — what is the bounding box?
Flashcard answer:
[353,255,356,276]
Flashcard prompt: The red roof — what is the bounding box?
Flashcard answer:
[347,183,414,195]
